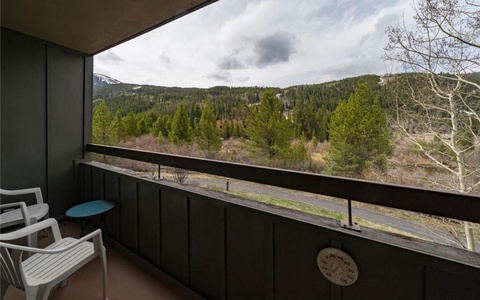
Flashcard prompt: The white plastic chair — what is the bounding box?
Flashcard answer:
[0,188,49,247]
[0,218,107,300]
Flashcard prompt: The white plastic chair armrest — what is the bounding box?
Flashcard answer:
[0,229,104,254]
[0,202,31,226]
[0,218,61,242]
[0,187,44,204]
[32,187,44,204]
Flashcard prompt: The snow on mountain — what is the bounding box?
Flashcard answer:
[93,73,123,86]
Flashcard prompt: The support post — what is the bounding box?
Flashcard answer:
[341,200,361,232]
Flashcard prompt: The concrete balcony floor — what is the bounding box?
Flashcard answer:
[3,221,204,300]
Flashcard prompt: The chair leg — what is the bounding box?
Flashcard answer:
[24,285,39,300]
[27,232,38,248]
[35,284,51,300]
[101,247,108,300]
[0,278,9,300]
[59,278,68,288]
[43,214,49,237]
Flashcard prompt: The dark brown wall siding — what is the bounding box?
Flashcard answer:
[138,184,161,265]
[119,177,139,251]
[1,29,47,196]
[190,197,226,300]
[82,163,480,300]
[161,190,189,283]
[46,45,86,216]
[1,28,92,216]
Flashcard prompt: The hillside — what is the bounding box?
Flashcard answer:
[93,73,387,116]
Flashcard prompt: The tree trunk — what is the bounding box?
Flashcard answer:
[465,222,476,251]
[448,89,476,252]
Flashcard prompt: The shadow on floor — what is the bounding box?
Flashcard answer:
[3,220,204,300]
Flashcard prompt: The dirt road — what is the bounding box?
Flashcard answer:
[187,176,474,249]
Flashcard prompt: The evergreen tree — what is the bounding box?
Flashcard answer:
[311,129,318,150]
[292,98,304,137]
[92,100,112,145]
[316,105,329,142]
[189,103,202,128]
[157,131,165,144]
[146,111,158,129]
[325,83,392,177]
[124,112,140,137]
[284,135,311,171]
[222,120,231,140]
[169,102,193,145]
[245,90,293,159]
[292,96,317,139]
[152,115,171,137]
[232,121,243,138]
[138,117,149,135]
[197,101,221,158]
[151,116,162,137]
[110,110,126,145]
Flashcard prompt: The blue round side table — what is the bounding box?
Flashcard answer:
[66,200,116,241]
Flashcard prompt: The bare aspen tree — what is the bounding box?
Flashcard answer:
[384,0,480,251]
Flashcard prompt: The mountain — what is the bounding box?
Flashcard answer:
[92,73,387,110]
[93,73,123,87]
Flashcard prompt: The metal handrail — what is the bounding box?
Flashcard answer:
[86,143,480,224]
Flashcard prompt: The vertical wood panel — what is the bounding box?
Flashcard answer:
[426,267,480,300]
[1,28,90,218]
[161,190,189,284]
[190,197,225,300]
[138,184,161,265]
[341,240,424,300]
[47,44,85,217]
[274,218,328,299]
[1,29,47,195]
[119,177,138,251]
[425,267,442,300]
[91,168,105,200]
[104,172,120,240]
[226,207,267,300]
[82,166,93,202]
[265,222,274,300]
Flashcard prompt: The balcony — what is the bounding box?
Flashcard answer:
[3,143,480,299]
[80,145,480,299]
[1,2,480,299]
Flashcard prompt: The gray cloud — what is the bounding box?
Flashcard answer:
[94,0,413,88]
[217,56,244,70]
[159,52,171,66]
[96,51,123,64]
[375,12,402,37]
[254,32,296,68]
[206,71,233,83]
[206,71,251,84]
[326,55,383,79]
[237,76,250,83]
[350,1,386,21]
[313,0,399,26]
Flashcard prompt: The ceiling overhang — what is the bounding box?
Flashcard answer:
[1,0,218,55]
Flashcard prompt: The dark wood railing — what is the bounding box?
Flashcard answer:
[86,143,480,224]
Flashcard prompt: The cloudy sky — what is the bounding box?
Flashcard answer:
[94,0,414,88]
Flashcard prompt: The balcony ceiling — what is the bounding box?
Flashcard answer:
[1,0,217,55]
